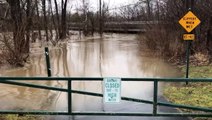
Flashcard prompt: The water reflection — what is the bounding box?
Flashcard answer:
[0,34,182,119]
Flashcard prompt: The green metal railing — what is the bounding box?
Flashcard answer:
[0,77,211,117]
[0,47,211,117]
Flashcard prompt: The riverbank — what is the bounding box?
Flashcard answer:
[138,31,212,119]
[164,65,212,120]
[0,115,44,120]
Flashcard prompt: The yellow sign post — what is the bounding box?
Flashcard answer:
[179,10,201,82]
[179,11,201,33]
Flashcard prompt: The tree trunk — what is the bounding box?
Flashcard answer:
[47,0,53,40]
[35,0,42,40]
[42,0,49,42]
[49,0,58,40]
[146,0,151,20]
[25,0,31,53]
[60,0,68,39]
[6,0,28,66]
[99,0,103,36]
[6,0,25,54]
[156,1,160,21]
[54,0,61,39]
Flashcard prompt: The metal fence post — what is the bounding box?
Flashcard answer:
[45,47,52,77]
[185,0,192,85]
[186,41,191,83]
[68,79,72,115]
[153,80,158,115]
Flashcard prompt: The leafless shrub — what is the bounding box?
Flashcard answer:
[141,24,186,60]
[31,31,39,43]
[0,33,27,67]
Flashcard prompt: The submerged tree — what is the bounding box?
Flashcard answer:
[60,0,68,39]
[53,0,68,39]
[5,0,29,66]
[42,0,49,41]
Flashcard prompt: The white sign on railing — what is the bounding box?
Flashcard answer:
[103,77,121,103]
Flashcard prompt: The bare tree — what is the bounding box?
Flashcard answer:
[52,0,69,39]
[42,0,49,41]
[146,0,152,20]
[25,0,32,53]
[82,0,89,36]
[1,0,72,66]
[5,0,29,66]
[35,0,42,40]
[101,1,109,31]
[54,0,61,39]
[60,0,68,39]
[99,0,102,36]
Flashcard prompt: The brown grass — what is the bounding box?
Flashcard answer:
[139,24,186,63]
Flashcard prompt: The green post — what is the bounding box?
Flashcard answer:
[185,0,193,84]
[68,79,72,115]
[186,41,191,83]
[153,80,158,115]
[45,47,52,77]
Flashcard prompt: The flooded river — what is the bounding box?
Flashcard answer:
[0,34,188,120]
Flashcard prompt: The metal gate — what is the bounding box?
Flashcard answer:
[0,77,211,117]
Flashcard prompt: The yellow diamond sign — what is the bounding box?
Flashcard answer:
[179,11,201,33]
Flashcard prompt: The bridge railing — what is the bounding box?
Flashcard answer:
[0,77,211,117]
[68,21,154,33]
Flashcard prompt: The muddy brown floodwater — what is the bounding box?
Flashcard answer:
[0,33,189,120]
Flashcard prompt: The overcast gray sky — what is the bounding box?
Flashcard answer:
[71,0,139,12]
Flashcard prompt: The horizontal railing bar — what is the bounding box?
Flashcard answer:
[72,112,153,116]
[72,90,212,112]
[72,90,102,97]
[122,78,212,82]
[122,96,154,104]
[0,81,68,92]
[0,80,154,105]
[158,102,212,112]
[0,77,102,81]
[75,88,211,112]
[155,79,212,82]
[0,77,212,82]
[72,112,212,117]
[0,81,211,112]
[157,113,212,117]
[72,90,154,104]
[0,111,69,115]
[0,81,154,105]
[0,77,71,80]
[0,111,211,117]
[0,77,211,117]
[0,110,211,117]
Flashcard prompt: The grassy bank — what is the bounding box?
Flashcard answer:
[0,115,45,120]
[164,65,212,120]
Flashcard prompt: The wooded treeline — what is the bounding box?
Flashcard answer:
[0,0,70,66]
[99,0,211,63]
[0,0,212,66]
[133,0,212,64]
[0,0,109,66]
